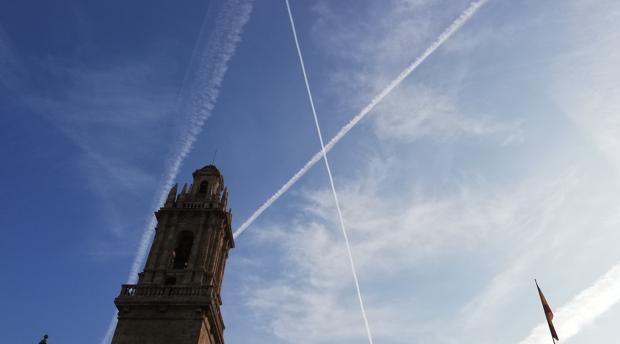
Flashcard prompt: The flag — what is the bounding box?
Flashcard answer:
[536,280,559,341]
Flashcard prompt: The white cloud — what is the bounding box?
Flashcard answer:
[311,0,471,109]
[516,2,620,342]
[373,84,521,143]
[234,0,492,238]
[229,2,620,342]
[520,264,620,344]
[241,153,580,343]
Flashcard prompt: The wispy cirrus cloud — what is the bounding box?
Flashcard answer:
[234,0,490,238]
[372,84,522,144]
[0,25,25,90]
[242,153,580,343]
[309,0,472,111]
[231,1,620,343]
[518,2,620,342]
[25,56,177,238]
[520,264,620,344]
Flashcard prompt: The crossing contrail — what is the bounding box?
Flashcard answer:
[101,1,254,343]
[233,0,488,239]
[285,0,375,342]
[520,263,620,343]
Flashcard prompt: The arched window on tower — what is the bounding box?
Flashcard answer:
[198,181,208,194]
[172,231,194,269]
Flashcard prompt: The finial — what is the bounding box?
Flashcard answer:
[165,183,178,207]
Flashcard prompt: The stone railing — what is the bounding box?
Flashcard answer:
[118,284,213,298]
[178,201,223,209]
[181,202,207,209]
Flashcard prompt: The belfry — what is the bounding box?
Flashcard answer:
[111,165,234,344]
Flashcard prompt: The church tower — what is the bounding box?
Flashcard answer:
[111,164,234,344]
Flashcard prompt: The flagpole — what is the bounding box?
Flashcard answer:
[535,279,557,344]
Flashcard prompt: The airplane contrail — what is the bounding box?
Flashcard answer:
[126,0,253,289]
[285,0,375,342]
[233,0,489,239]
[520,263,620,343]
[101,1,254,343]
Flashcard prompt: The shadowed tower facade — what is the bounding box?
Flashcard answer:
[111,165,234,344]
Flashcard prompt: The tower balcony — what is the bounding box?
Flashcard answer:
[114,284,226,341]
[177,200,227,210]
[117,284,215,298]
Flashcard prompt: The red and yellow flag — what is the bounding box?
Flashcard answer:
[536,280,559,341]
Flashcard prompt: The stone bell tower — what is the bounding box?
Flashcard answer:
[111,164,234,344]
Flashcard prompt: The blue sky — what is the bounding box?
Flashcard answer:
[1,0,620,343]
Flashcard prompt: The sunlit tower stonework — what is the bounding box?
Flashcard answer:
[111,165,234,344]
